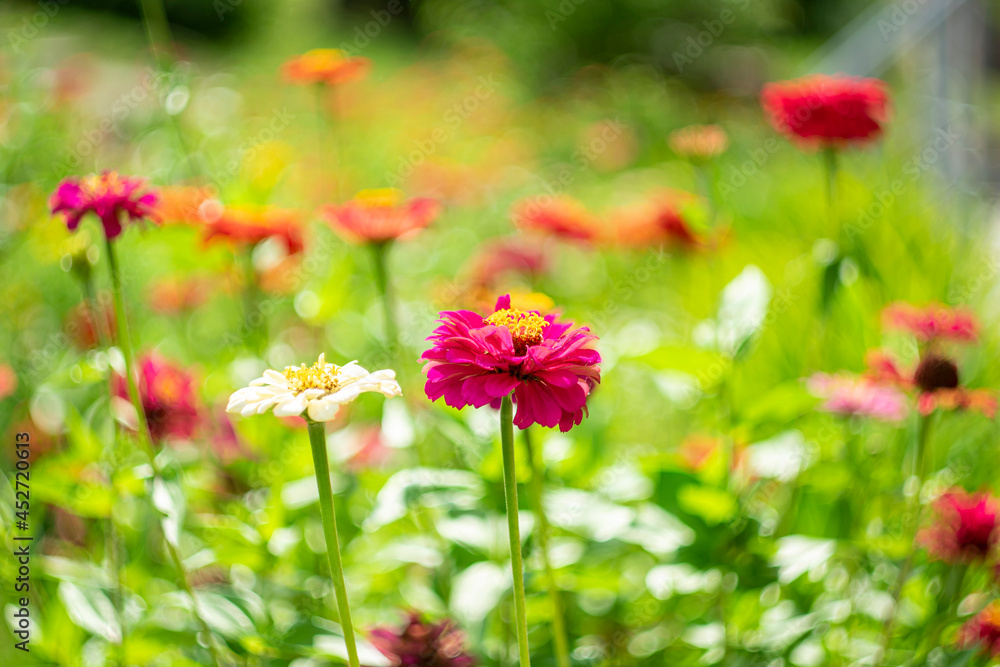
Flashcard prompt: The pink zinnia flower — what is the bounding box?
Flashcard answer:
[959,602,1000,657]
[761,74,891,149]
[369,612,475,667]
[919,489,1000,563]
[115,353,200,444]
[421,294,601,432]
[50,171,159,240]
[321,189,440,244]
[807,373,908,422]
[882,302,978,344]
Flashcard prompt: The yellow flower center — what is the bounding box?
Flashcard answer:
[486,308,548,353]
[80,172,125,198]
[283,361,342,393]
[354,188,402,208]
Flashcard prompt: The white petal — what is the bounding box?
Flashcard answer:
[273,394,308,417]
[307,397,341,422]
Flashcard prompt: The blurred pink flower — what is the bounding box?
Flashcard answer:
[807,373,908,421]
[421,294,601,432]
[322,189,440,244]
[369,612,475,667]
[115,353,200,444]
[882,302,978,344]
[958,602,1000,657]
[919,489,1000,563]
[50,171,158,240]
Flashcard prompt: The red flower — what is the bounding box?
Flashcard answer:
[115,353,200,444]
[761,74,890,149]
[201,202,305,254]
[369,612,475,667]
[511,196,602,244]
[65,301,115,350]
[49,171,159,240]
[322,189,440,244]
[882,302,978,344]
[421,294,601,432]
[919,489,1000,563]
[0,364,17,400]
[282,49,371,86]
[958,602,1000,657]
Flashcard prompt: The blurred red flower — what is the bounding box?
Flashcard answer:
[919,489,1000,563]
[50,171,159,240]
[201,201,305,254]
[282,49,371,86]
[65,301,115,350]
[0,363,17,400]
[512,195,602,244]
[466,236,549,289]
[882,302,978,344]
[321,189,440,244]
[958,602,1000,657]
[612,190,704,249]
[761,74,890,149]
[369,612,476,667]
[864,350,996,418]
[115,353,200,444]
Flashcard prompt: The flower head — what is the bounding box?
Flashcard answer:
[369,612,475,667]
[227,354,401,423]
[201,201,305,254]
[512,196,602,244]
[421,294,600,431]
[761,74,890,149]
[466,237,549,290]
[919,489,1000,563]
[282,49,371,86]
[612,190,703,249]
[115,353,200,444]
[863,349,996,418]
[882,302,978,344]
[0,363,17,401]
[322,189,440,244]
[50,171,159,240]
[807,373,908,422]
[959,602,1000,657]
[669,124,729,160]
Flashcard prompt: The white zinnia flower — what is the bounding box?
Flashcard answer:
[227,354,401,422]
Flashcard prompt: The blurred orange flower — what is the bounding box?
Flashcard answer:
[0,363,17,400]
[612,190,705,249]
[155,185,215,225]
[321,189,440,244]
[201,201,305,254]
[511,195,602,244]
[282,49,371,86]
[669,124,729,161]
[149,276,212,315]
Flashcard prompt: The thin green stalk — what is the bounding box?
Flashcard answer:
[879,414,933,664]
[501,396,532,667]
[370,242,399,357]
[523,427,571,667]
[306,420,360,667]
[823,148,838,240]
[105,238,224,667]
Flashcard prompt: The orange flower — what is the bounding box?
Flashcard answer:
[511,195,602,244]
[282,49,371,86]
[321,189,440,244]
[201,202,305,254]
[612,190,704,249]
[669,124,729,160]
[148,276,212,315]
[154,185,214,225]
[0,364,17,400]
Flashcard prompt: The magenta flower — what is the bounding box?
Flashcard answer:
[115,353,200,444]
[807,373,908,422]
[49,171,159,240]
[918,489,1000,563]
[882,302,978,344]
[421,294,600,432]
[368,612,475,667]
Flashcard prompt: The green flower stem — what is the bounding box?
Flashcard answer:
[370,242,399,358]
[501,396,532,667]
[823,147,838,239]
[879,413,934,664]
[523,427,570,667]
[306,419,361,667]
[105,238,223,667]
